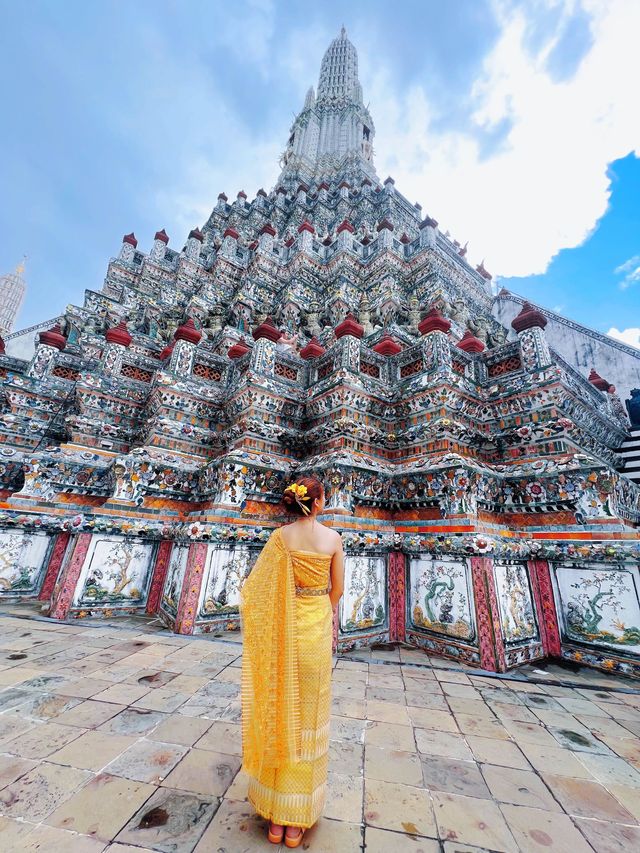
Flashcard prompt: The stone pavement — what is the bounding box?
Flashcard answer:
[0,607,639,852]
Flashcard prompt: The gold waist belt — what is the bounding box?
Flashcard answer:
[295,586,329,596]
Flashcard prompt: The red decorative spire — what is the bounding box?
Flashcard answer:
[105,320,132,347]
[318,181,330,191]
[322,234,333,246]
[588,368,611,391]
[284,236,295,247]
[457,330,485,353]
[373,334,402,356]
[260,223,276,236]
[420,216,438,229]
[223,227,239,240]
[38,324,66,351]
[300,337,326,359]
[237,190,247,199]
[253,316,281,342]
[476,261,492,280]
[339,180,351,189]
[298,220,315,234]
[0,334,5,355]
[377,218,394,232]
[257,188,267,197]
[297,182,309,193]
[158,340,175,360]
[419,307,451,335]
[400,232,411,244]
[361,177,372,186]
[188,227,204,242]
[335,313,364,339]
[217,192,228,202]
[228,341,250,359]
[123,232,138,247]
[511,301,547,332]
[174,318,202,345]
[337,219,355,234]
[154,229,169,244]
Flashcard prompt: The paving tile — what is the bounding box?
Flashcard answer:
[289,816,362,853]
[549,725,613,754]
[224,768,249,801]
[55,699,126,728]
[573,817,640,853]
[608,783,640,821]
[0,761,91,820]
[17,824,106,852]
[441,683,479,700]
[192,797,278,852]
[329,740,364,776]
[49,729,136,771]
[104,739,188,784]
[421,755,491,799]
[365,826,440,852]
[0,708,39,744]
[543,774,638,822]
[406,692,449,711]
[365,720,415,750]
[432,791,516,850]
[55,678,113,698]
[596,734,640,765]
[491,702,541,724]
[481,764,560,811]
[333,696,367,718]
[406,706,459,732]
[92,683,151,705]
[324,770,363,822]
[366,698,411,724]
[193,719,242,755]
[0,753,38,789]
[466,734,531,769]
[518,743,596,779]
[99,707,167,735]
[365,777,437,836]
[133,688,191,713]
[3,720,85,759]
[160,747,241,796]
[452,714,509,739]
[45,772,156,842]
[575,714,637,740]
[557,697,611,717]
[445,697,496,717]
[0,815,38,847]
[148,714,212,746]
[501,718,559,747]
[500,803,601,852]
[576,752,640,788]
[415,728,473,760]
[115,786,218,852]
[365,745,422,785]
[331,716,371,743]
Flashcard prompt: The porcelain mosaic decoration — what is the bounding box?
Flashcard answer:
[0,30,639,676]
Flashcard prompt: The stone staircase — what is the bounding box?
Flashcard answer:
[619,427,640,484]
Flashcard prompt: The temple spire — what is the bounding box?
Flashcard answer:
[277,29,377,188]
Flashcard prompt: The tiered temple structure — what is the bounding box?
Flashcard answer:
[1,30,640,675]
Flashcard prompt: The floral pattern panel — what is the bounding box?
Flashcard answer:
[493,562,538,644]
[73,536,155,608]
[408,556,475,641]
[340,555,386,633]
[0,530,52,596]
[198,546,257,618]
[161,544,190,617]
[554,563,640,651]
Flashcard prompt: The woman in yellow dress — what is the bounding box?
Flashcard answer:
[240,475,344,847]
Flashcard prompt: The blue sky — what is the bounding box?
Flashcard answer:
[0,0,638,346]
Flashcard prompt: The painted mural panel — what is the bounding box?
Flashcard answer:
[340,555,386,633]
[0,530,51,596]
[74,536,155,607]
[554,563,640,651]
[198,546,256,619]
[494,562,538,645]
[161,544,190,617]
[409,556,475,641]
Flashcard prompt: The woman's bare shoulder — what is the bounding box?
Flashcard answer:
[318,524,343,548]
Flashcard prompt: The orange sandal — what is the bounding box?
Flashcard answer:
[268,823,284,844]
[285,828,304,848]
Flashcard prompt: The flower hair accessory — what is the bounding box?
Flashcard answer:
[284,482,311,515]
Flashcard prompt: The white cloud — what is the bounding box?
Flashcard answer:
[614,255,640,290]
[360,0,640,277]
[607,327,640,349]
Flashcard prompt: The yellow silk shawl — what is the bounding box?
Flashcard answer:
[240,529,301,776]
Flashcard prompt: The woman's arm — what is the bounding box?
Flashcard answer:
[328,536,345,611]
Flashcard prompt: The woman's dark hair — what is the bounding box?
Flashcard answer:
[281,475,324,516]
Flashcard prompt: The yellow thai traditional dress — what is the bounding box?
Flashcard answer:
[240,527,333,828]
